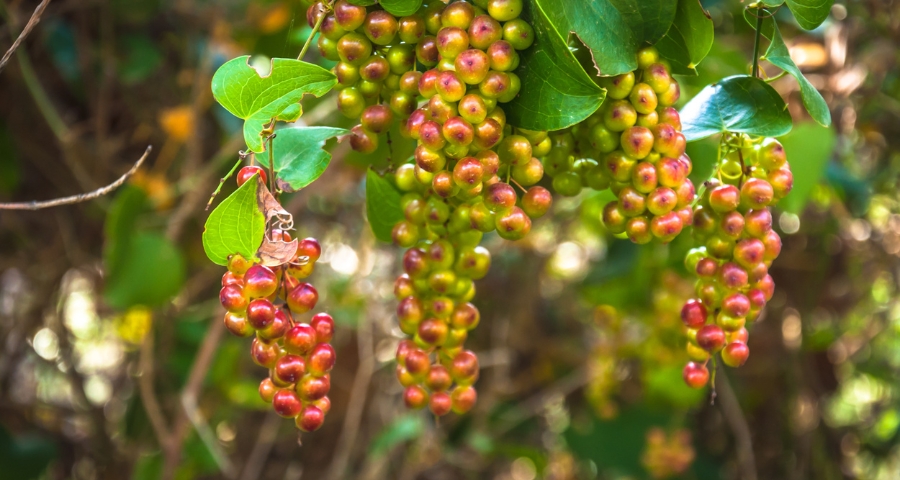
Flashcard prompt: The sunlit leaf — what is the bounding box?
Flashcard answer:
[257,126,348,192]
[540,0,636,76]
[211,56,336,153]
[505,0,607,130]
[608,0,677,45]
[786,0,833,30]
[105,233,186,309]
[379,0,423,16]
[202,174,266,265]
[778,123,836,213]
[656,0,714,75]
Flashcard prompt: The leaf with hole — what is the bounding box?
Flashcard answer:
[203,174,267,265]
[366,169,405,243]
[540,0,636,76]
[680,75,793,141]
[211,56,336,153]
[257,126,348,192]
[656,0,714,75]
[504,0,607,130]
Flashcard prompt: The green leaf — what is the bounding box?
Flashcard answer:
[365,169,405,243]
[540,0,637,76]
[608,0,677,45]
[202,174,266,265]
[258,126,348,192]
[685,136,718,185]
[118,35,163,84]
[369,414,424,456]
[105,232,186,308]
[656,0,714,75]
[786,0,833,30]
[104,186,149,279]
[347,0,376,5]
[778,123,836,213]
[379,0,423,16]
[0,426,57,480]
[761,19,831,127]
[505,0,607,130]
[211,56,336,153]
[680,75,793,141]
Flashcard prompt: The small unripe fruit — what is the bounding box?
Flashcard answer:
[709,184,740,213]
[334,0,366,30]
[469,15,502,49]
[722,341,750,367]
[349,125,378,154]
[601,72,635,100]
[363,11,399,45]
[502,18,534,50]
[451,385,477,413]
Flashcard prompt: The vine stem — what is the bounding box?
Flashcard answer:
[751,6,765,78]
[298,3,328,61]
[267,133,277,196]
[205,155,245,211]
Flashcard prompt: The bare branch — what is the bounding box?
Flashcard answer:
[0,145,152,210]
[139,330,173,447]
[716,369,758,480]
[0,0,52,75]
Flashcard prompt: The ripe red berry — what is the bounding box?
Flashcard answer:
[722,341,750,367]
[425,365,453,392]
[451,385,477,414]
[404,385,429,409]
[237,166,267,187]
[696,324,726,352]
[295,405,326,432]
[429,391,452,416]
[243,264,278,299]
[682,362,709,389]
[251,337,281,368]
[287,283,318,314]
[259,378,277,403]
[219,285,248,313]
[224,312,253,337]
[297,374,330,401]
[273,389,303,418]
[680,299,708,328]
[309,343,337,376]
[247,298,276,330]
[275,354,307,384]
[310,313,335,343]
[258,309,291,341]
[450,350,479,385]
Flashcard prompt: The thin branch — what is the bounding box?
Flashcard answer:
[0,146,152,210]
[139,330,173,447]
[238,411,283,480]
[715,369,758,480]
[298,2,327,60]
[0,0,51,75]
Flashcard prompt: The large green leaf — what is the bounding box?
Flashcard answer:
[761,19,831,127]
[656,0,714,75]
[608,0,677,45]
[786,0,833,30]
[105,232,186,309]
[540,0,636,76]
[680,75,793,141]
[505,0,607,130]
[257,126,348,192]
[379,0,422,16]
[365,169,404,243]
[211,56,336,153]
[778,123,836,213]
[202,174,266,265]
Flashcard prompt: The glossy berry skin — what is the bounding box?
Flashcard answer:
[287,283,318,314]
[429,391,452,416]
[522,186,553,218]
[310,313,335,343]
[682,362,709,389]
[495,207,531,240]
[259,378,277,403]
[258,309,291,341]
[722,341,750,367]
[469,15,502,49]
[363,10,399,45]
[696,324,726,352]
[295,405,325,432]
[334,0,366,31]
[251,338,281,369]
[220,285,248,313]
[247,299,276,330]
[436,27,469,59]
[275,354,307,384]
[451,385,477,414]
[309,343,336,376]
[243,265,278,299]
[488,0,523,22]
[681,299,707,328]
[284,323,317,356]
[224,312,253,337]
[237,166,267,187]
[273,389,303,418]
[360,105,393,134]
[404,385,429,409]
[709,184,741,214]
[297,374,330,401]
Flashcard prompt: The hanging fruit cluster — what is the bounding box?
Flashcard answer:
[537,47,694,244]
[680,135,793,388]
[219,167,336,432]
[319,0,547,416]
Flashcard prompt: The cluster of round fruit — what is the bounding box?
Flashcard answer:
[679,136,793,388]
[537,47,694,244]
[391,236,488,416]
[219,167,336,432]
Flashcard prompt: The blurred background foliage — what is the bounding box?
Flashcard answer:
[0,0,899,479]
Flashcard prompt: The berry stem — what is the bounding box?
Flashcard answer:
[750,6,765,79]
[298,2,329,61]
[206,155,246,211]
[267,133,278,195]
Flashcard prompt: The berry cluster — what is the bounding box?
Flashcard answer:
[680,135,793,388]
[537,47,694,244]
[219,167,336,432]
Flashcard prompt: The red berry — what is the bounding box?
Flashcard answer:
[429,391,452,416]
[258,309,291,341]
[297,374,330,401]
[275,354,307,384]
[680,299,708,328]
[247,298,276,330]
[310,313,335,343]
[273,389,303,418]
[243,264,278,299]
[224,312,253,337]
[219,285,248,313]
[284,324,317,356]
[309,343,336,376]
[682,362,709,389]
[450,350,479,385]
[722,341,750,367]
[696,324,726,352]
[251,337,281,368]
[237,166,267,187]
[287,283,318,314]
[295,405,326,432]
[259,378,277,403]
[404,385,429,409]
[451,385,477,414]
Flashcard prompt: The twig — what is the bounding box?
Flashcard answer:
[0,146,152,210]
[238,411,283,480]
[715,369,758,480]
[298,2,328,61]
[205,155,245,211]
[325,309,375,480]
[161,315,230,480]
[0,0,51,74]
[139,330,173,447]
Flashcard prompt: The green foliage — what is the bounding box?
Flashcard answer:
[540,0,636,76]
[680,75,793,141]
[786,0,834,30]
[761,18,832,127]
[608,0,677,45]
[211,56,336,153]
[505,0,607,130]
[104,187,185,308]
[656,0,715,75]
[369,414,424,455]
[202,174,266,265]
[379,0,423,16]
[565,406,671,476]
[0,426,56,480]
[365,169,405,243]
[256,126,348,192]
[778,123,836,213]
[118,35,163,84]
